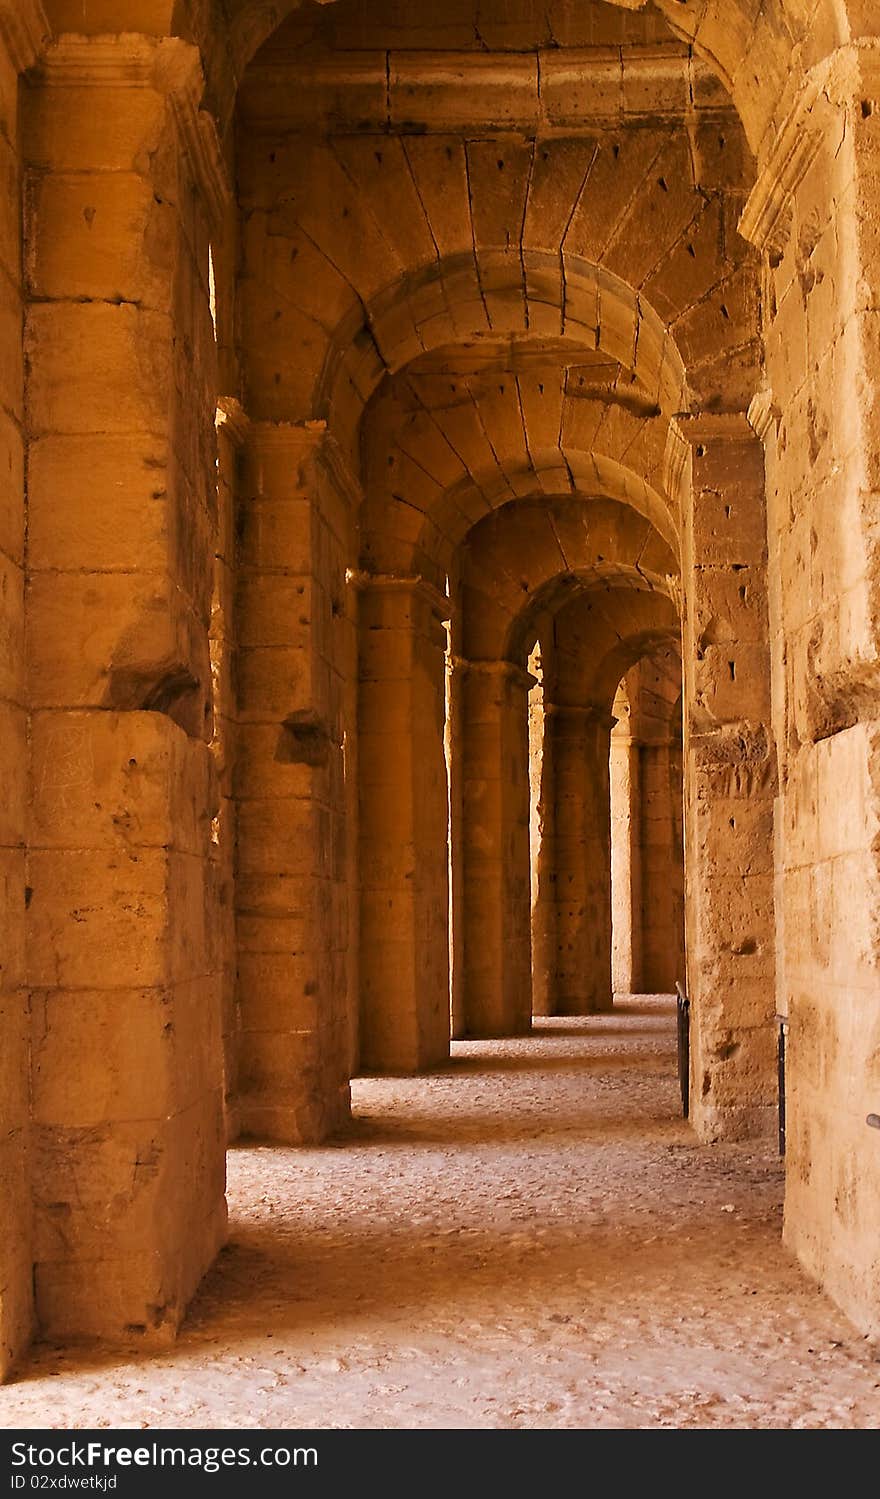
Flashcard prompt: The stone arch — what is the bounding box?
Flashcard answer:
[458,492,677,663]
[224,0,855,157]
[360,361,684,584]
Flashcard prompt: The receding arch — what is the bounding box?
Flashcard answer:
[458,491,678,663]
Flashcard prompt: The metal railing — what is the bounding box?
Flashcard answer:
[675,980,689,1120]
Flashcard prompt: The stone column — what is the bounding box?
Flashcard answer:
[235,422,355,1142]
[0,0,47,1381]
[679,413,777,1141]
[639,736,683,992]
[545,703,615,1015]
[357,575,450,1071]
[610,726,642,996]
[458,659,533,1038]
[23,35,228,1342]
[213,399,247,1141]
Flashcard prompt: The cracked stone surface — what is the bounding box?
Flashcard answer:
[3,997,878,1430]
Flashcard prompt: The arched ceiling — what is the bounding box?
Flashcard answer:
[239,105,758,441]
[459,492,677,660]
[360,365,681,581]
[546,579,680,707]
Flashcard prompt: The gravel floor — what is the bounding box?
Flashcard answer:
[3,996,879,1429]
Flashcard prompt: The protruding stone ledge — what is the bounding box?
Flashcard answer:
[239,45,735,133]
[452,656,538,693]
[674,410,756,448]
[544,702,618,732]
[739,46,858,262]
[246,419,362,507]
[32,34,230,229]
[347,569,451,623]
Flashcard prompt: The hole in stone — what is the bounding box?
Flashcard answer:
[861,99,875,118]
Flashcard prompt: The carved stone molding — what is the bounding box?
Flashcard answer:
[452,656,538,693]
[247,418,362,507]
[747,388,782,443]
[739,48,856,261]
[673,411,755,448]
[0,0,49,73]
[35,35,230,228]
[347,570,451,623]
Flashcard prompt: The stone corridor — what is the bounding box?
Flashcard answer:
[2,997,877,1430]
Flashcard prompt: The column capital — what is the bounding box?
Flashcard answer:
[348,570,451,622]
[453,656,537,692]
[673,411,756,448]
[33,34,230,228]
[247,419,363,506]
[0,0,49,72]
[545,702,617,731]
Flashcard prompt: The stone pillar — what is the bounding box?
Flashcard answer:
[546,704,615,1015]
[679,413,777,1142]
[639,736,683,992]
[235,422,354,1142]
[357,575,450,1071]
[0,0,47,1380]
[458,659,532,1038]
[213,399,247,1141]
[530,687,557,1018]
[23,35,227,1342]
[610,726,642,995]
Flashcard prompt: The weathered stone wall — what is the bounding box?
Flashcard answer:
[0,0,46,1380]
[22,34,227,1344]
[750,45,880,1334]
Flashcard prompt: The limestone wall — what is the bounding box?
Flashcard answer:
[21,34,227,1345]
[751,47,880,1334]
[0,0,43,1381]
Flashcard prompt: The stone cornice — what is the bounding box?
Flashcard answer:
[239,45,735,134]
[247,418,363,506]
[35,35,230,229]
[247,418,325,452]
[0,0,50,73]
[544,702,617,730]
[347,570,451,622]
[452,657,538,692]
[739,47,855,261]
[673,411,755,447]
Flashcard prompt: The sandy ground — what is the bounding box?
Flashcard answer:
[2,996,879,1430]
